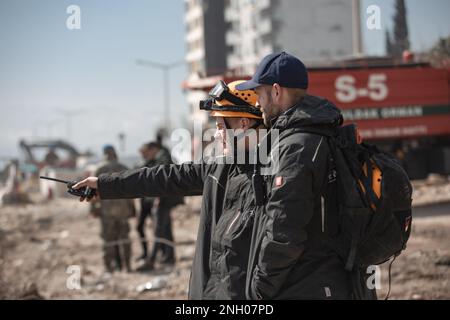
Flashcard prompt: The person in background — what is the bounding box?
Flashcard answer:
[135,142,159,261]
[136,141,184,271]
[44,147,59,166]
[90,145,135,273]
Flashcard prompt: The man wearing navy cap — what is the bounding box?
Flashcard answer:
[238,52,375,300]
[236,52,309,127]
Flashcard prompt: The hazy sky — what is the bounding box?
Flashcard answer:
[361,0,450,54]
[1,0,449,160]
[0,0,188,160]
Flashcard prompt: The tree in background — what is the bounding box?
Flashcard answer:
[385,0,410,58]
[385,30,393,56]
[428,36,450,68]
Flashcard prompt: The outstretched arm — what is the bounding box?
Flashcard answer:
[73,163,205,201]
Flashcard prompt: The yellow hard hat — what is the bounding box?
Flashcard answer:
[202,80,262,119]
[215,80,258,106]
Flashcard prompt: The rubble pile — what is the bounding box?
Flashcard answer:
[0,184,449,299]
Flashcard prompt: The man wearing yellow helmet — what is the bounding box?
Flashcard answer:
[73,80,266,299]
[200,80,264,157]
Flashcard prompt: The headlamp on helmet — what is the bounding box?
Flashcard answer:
[209,80,253,107]
[199,80,262,119]
[199,98,214,111]
[209,80,227,100]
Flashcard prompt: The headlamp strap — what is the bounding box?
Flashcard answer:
[219,90,253,107]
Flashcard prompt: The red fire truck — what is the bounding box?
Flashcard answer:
[183,59,450,179]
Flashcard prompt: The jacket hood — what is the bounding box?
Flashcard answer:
[271,95,343,134]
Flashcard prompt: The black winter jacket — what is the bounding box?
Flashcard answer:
[97,158,256,299]
[246,95,353,300]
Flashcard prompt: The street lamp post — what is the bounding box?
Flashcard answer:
[352,0,363,56]
[135,59,184,131]
[53,108,86,142]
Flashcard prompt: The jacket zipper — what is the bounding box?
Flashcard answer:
[321,196,325,233]
[226,210,241,234]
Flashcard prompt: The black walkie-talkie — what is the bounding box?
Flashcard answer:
[252,143,266,206]
[252,171,265,206]
[252,142,266,207]
[39,176,97,200]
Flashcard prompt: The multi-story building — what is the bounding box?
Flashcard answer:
[184,0,354,123]
[184,0,228,124]
[225,0,353,75]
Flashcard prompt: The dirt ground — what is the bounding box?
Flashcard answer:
[0,195,201,300]
[0,178,449,300]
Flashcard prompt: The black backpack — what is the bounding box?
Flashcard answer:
[252,121,413,298]
[321,124,413,272]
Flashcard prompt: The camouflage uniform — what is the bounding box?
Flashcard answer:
[92,160,135,272]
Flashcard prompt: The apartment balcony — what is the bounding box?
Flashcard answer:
[259,44,274,57]
[184,5,202,23]
[225,31,240,46]
[186,48,205,62]
[257,18,272,35]
[185,27,203,43]
[224,6,239,22]
[258,0,271,9]
[227,54,243,70]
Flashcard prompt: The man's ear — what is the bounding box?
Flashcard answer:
[272,83,281,100]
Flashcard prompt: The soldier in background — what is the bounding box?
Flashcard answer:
[135,142,159,261]
[137,141,184,271]
[91,145,135,273]
[44,147,59,166]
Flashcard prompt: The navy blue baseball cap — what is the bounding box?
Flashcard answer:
[102,144,115,154]
[236,52,308,90]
